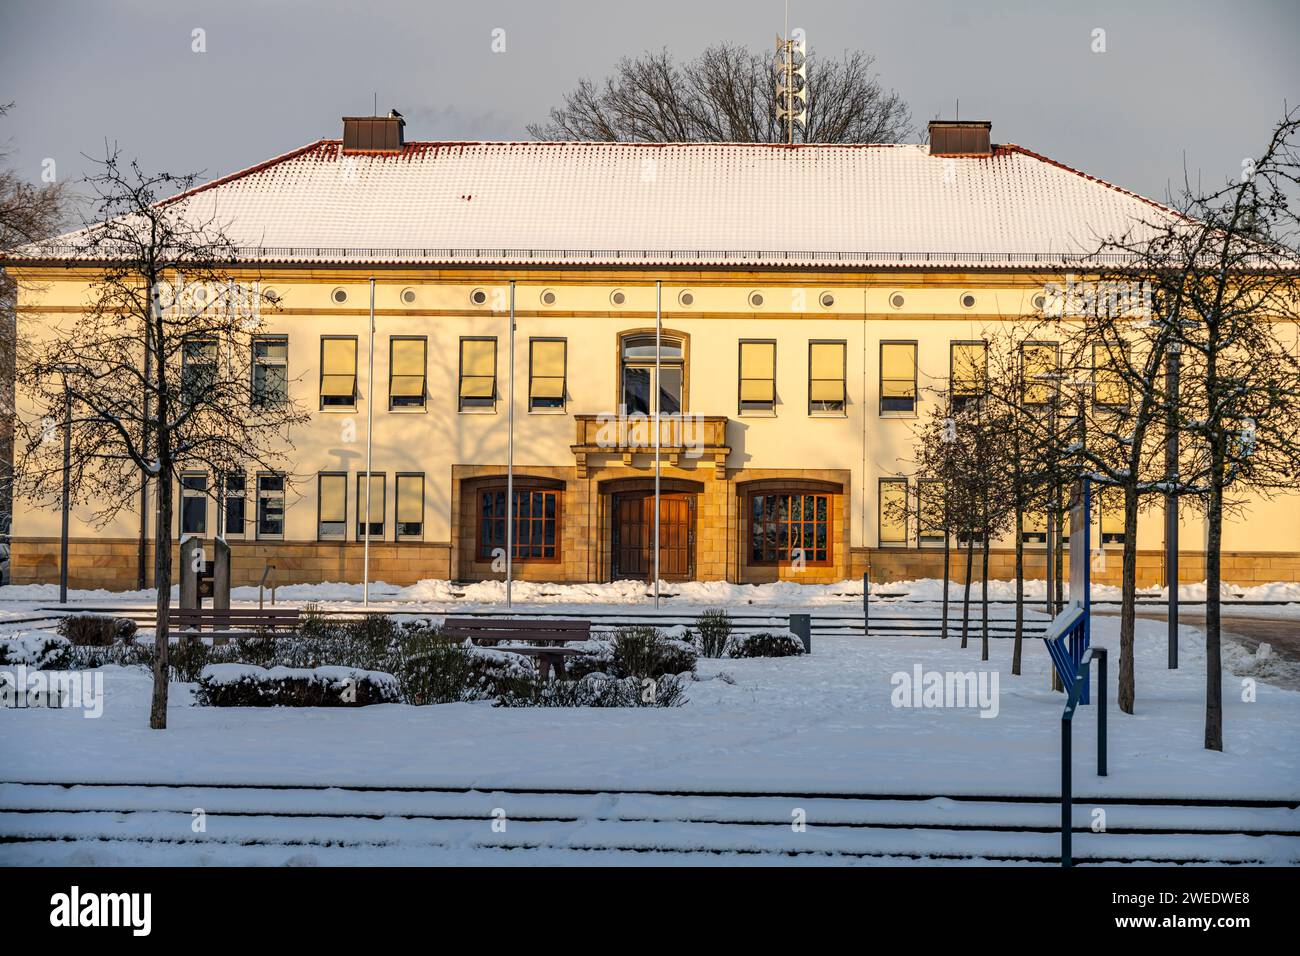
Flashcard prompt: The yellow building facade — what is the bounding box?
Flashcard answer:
[7,121,1300,589]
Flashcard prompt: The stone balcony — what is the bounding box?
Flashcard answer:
[571,414,730,479]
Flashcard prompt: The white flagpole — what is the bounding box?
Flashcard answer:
[654,280,661,609]
[363,277,375,607]
[506,280,515,609]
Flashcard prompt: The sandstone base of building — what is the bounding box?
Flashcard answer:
[10,537,1300,591]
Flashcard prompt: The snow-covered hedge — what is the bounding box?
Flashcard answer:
[497,672,688,708]
[568,625,698,681]
[724,630,806,659]
[194,663,399,707]
[0,631,73,669]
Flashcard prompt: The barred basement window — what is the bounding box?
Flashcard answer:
[808,341,846,415]
[880,341,917,413]
[878,479,908,547]
[256,473,285,539]
[395,473,424,539]
[479,488,560,561]
[738,340,776,414]
[529,338,566,411]
[252,336,288,407]
[459,337,497,410]
[749,492,830,565]
[180,473,207,536]
[318,473,347,540]
[320,337,357,409]
[357,472,385,539]
[389,337,427,409]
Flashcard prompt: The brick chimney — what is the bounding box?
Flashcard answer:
[928,120,992,157]
[341,110,405,153]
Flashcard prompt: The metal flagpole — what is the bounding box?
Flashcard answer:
[363,278,376,607]
[506,280,515,609]
[654,281,661,609]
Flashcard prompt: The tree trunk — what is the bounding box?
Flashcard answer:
[1205,474,1224,752]
[149,454,171,730]
[941,530,951,640]
[1118,483,1139,715]
[1013,506,1024,675]
[1054,493,1065,614]
[980,531,990,662]
[961,535,973,649]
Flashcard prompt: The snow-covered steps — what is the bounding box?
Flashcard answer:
[1,783,1295,866]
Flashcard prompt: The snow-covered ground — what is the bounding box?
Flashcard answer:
[2,607,1296,801]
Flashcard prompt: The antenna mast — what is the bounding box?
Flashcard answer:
[775,8,807,144]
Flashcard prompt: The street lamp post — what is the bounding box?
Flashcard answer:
[60,378,71,605]
[1165,341,1180,669]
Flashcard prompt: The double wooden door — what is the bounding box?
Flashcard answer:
[612,493,695,581]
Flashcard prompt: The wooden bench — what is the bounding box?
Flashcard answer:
[168,607,302,641]
[441,617,592,680]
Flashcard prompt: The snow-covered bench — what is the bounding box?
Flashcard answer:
[441,617,591,680]
[169,607,301,640]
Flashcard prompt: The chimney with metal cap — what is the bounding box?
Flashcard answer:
[342,109,405,153]
[928,120,992,157]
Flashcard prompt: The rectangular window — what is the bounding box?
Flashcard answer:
[529,338,567,411]
[880,341,918,413]
[389,337,427,409]
[749,493,831,564]
[878,478,908,547]
[320,337,358,409]
[256,473,285,539]
[1021,342,1059,406]
[809,341,846,415]
[181,338,217,404]
[1022,510,1048,544]
[252,336,288,407]
[318,472,347,541]
[357,473,385,539]
[918,479,946,546]
[950,341,987,410]
[459,337,497,410]
[738,340,776,414]
[395,473,424,539]
[222,473,246,537]
[1093,342,1129,408]
[479,488,560,561]
[1101,493,1126,544]
[180,473,207,536]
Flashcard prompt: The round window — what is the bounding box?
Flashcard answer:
[470,289,488,306]
[960,292,977,309]
[889,292,905,309]
[541,289,557,306]
[401,288,417,305]
[331,288,348,304]
[820,292,835,308]
[749,291,765,308]
[678,290,695,307]
[610,290,626,306]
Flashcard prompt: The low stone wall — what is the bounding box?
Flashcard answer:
[8,538,451,590]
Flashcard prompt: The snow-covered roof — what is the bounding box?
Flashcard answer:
[10,140,1180,269]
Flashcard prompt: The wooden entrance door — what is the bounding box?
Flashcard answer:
[612,493,695,581]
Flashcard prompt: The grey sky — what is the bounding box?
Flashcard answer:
[1,0,1296,211]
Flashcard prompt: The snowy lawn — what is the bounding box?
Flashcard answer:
[3,609,1297,801]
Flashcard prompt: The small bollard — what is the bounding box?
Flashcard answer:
[790,613,811,654]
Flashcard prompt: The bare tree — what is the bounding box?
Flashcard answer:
[0,102,69,543]
[1157,109,1300,751]
[13,150,310,729]
[529,44,912,144]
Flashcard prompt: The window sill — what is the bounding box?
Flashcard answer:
[878,409,918,420]
[737,409,777,418]
[319,406,358,414]
[528,406,568,415]
[459,406,498,415]
[387,405,428,414]
[808,410,847,419]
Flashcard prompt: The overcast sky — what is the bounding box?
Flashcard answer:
[1,0,1296,211]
